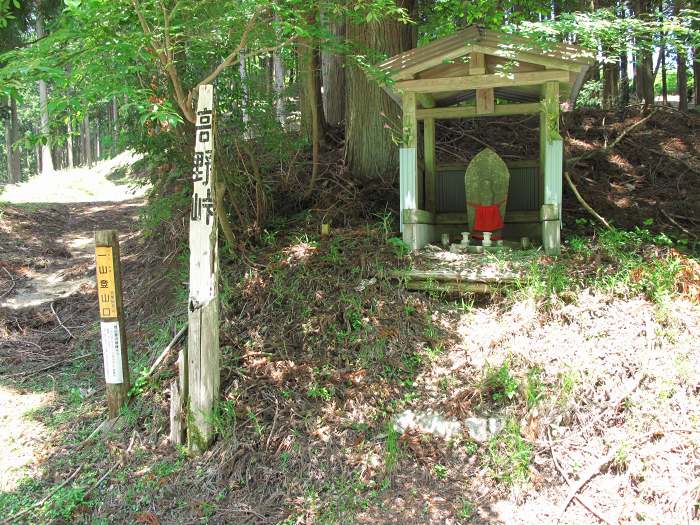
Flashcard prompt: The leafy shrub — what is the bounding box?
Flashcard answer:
[576,79,602,108]
[486,419,532,484]
[481,361,519,405]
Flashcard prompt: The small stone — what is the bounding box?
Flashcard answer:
[465,415,505,442]
[393,409,462,440]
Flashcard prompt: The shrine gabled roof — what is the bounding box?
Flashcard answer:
[378,25,594,106]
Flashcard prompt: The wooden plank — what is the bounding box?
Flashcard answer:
[400,148,418,233]
[187,84,220,454]
[469,52,485,75]
[403,208,435,224]
[94,230,130,419]
[506,159,540,169]
[169,380,182,445]
[397,269,519,283]
[405,280,494,294]
[544,139,563,208]
[392,43,475,80]
[475,31,594,64]
[540,80,560,205]
[434,161,546,172]
[403,223,436,250]
[402,92,418,148]
[400,91,418,234]
[476,88,494,114]
[417,93,436,108]
[417,62,470,80]
[396,70,570,94]
[417,102,540,120]
[542,216,561,256]
[423,117,436,214]
[469,44,588,73]
[436,210,539,224]
[486,54,544,74]
[170,349,187,446]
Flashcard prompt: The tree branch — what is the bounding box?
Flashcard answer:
[186,8,280,109]
[132,0,194,122]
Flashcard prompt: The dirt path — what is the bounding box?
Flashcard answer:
[0,200,144,311]
[0,157,149,494]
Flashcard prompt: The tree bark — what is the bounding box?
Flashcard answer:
[321,14,345,126]
[298,36,324,195]
[111,97,118,156]
[618,2,630,109]
[674,0,688,112]
[34,140,41,175]
[66,115,74,169]
[4,96,21,182]
[620,50,630,107]
[602,59,619,109]
[95,115,101,161]
[5,101,13,182]
[272,48,287,127]
[83,114,93,167]
[632,0,654,107]
[298,38,326,143]
[345,0,416,180]
[660,44,668,104]
[677,48,688,111]
[239,51,251,138]
[271,14,287,128]
[36,7,55,175]
[694,47,700,107]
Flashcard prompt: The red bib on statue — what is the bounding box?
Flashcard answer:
[471,204,504,231]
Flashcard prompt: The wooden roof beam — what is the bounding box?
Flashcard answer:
[416,102,540,120]
[469,44,585,72]
[396,70,570,94]
[417,93,437,108]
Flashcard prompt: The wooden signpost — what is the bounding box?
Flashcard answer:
[94,230,130,418]
[184,84,220,453]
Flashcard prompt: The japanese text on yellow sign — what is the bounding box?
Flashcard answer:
[95,246,118,319]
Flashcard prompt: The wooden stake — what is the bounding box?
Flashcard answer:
[94,229,130,418]
[186,84,220,453]
[170,349,186,446]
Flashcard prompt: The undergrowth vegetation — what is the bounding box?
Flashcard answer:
[517,222,694,306]
[2,196,698,523]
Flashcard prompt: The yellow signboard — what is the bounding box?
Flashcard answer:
[95,246,118,319]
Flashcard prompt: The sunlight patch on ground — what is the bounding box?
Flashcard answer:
[0,267,92,310]
[0,151,149,204]
[0,385,53,492]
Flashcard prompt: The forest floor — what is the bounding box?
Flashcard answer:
[1,112,700,525]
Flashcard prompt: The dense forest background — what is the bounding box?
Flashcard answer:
[1,0,699,239]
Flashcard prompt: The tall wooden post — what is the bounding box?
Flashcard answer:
[399,91,417,234]
[540,80,562,256]
[187,84,220,453]
[94,230,130,418]
[423,117,436,215]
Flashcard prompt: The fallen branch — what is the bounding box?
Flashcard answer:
[50,301,75,339]
[83,430,135,498]
[562,109,660,230]
[548,429,617,525]
[0,266,16,300]
[72,416,121,451]
[145,323,188,379]
[1,352,95,379]
[659,207,698,239]
[563,170,612,230]
[567,109,659,167]
[0,466,82,525]
[556,450,616,523]
[555,427,690,522]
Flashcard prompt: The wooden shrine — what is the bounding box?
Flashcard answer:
[379,25,594,255]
